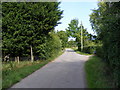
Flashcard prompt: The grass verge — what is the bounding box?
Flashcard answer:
[75,50,92,55]
[2,50,64,89]
[85,56,114,88]
[71,47,92,55]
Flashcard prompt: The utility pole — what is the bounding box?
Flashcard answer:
[81,21,83,51]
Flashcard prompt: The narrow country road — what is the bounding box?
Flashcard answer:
[11,48,90,88]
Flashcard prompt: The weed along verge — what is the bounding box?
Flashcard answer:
[2,51,64,89]
[85,56,114,88]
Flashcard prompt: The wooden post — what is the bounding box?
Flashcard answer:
[17,56,19,64]
[15,56,19,64]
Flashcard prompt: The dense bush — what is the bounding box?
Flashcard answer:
[57,31,68,49]
[82,46,97,54]
[90,2,120,87]
[46,32,62,59]
[66,40,77,48]
[35,32,62,60]
[96,46,104,58]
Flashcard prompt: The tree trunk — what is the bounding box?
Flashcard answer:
[15,57,17,62]
[30,45,34,62]
[15,56,19,64]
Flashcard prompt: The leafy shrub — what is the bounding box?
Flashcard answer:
[36,32,62,60]
[57,31,68,49]
[66,41,77,48]
[83,46,97,54]
[46,32,62,58]
[96,46,104,58]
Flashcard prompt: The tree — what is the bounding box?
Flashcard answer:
[66,40,77,48]
[66,19,91,51]
[66,19,79,37]
[57,31,68,49]
[66,19,80,50]
[2,2,63,62]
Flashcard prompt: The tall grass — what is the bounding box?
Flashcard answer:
[2,50,64,89]
[85,56,114,88]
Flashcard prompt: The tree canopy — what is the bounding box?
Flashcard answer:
[57,31,68,49]
[2,2,63,60]
[66,19,95,51]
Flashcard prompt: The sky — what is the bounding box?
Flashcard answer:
[55,1,99,41]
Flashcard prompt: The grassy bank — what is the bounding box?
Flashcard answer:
[85,56,114,88]
[2,50,64,89]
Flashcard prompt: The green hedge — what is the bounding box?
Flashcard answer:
[36,32,62,60]
[82,46,97,54]
[89,2,120,87]
[78,45,104,56]
[96,46,104,58]
[66,41,77,48]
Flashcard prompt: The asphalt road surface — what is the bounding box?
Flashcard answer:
[11,48,91,88]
